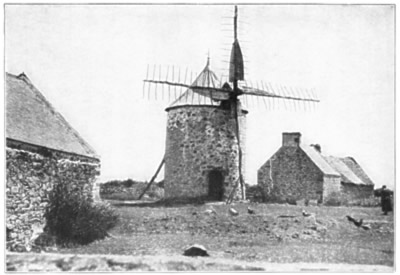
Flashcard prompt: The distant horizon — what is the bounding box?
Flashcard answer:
[5,4,394,189]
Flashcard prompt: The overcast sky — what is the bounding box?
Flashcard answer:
[5,4,394,188]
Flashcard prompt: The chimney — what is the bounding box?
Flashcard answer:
[311,144,321,153]
[282,132,301,147]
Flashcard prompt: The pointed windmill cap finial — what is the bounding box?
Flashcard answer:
[229,5,244,82]
[206,50,210,68]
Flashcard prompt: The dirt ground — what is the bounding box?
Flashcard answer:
[6,252,393,272]
[54,202,394,268]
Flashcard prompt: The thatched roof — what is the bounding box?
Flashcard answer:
[337,156,374,186]
[300,145,340,177]
[302,146,374,185]
[322,156,364,184]
[6,72,98,159]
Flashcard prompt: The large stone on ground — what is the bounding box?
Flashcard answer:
[183,244,209,257]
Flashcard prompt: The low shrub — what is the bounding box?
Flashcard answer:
[44,182,119,246]
[285,197,297,205]
[100,179,164,201]
[147,186,165,199]
[245,184,264,202]
[346,197,381,207]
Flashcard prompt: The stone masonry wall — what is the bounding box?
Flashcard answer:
[6,146,100,252]
[322,176,341,202]
[164,105,246,201]
[257,147,324,202]
[340,183,374,202]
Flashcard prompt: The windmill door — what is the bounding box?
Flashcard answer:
[208,170,224,201]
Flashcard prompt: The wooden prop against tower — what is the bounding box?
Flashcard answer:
[143,6,320,203]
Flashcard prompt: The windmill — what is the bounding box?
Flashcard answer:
[141,6,319,203]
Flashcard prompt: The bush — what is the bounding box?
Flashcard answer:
[147,186,164,200]
[44,182,119,246]
[346,197,381,207]
[100,179,164,201]
[285,197,297,205]
[245,184,264,202]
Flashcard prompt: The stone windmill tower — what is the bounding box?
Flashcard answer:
[142,6,319,203]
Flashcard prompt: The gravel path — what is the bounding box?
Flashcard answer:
[6,252,394,272]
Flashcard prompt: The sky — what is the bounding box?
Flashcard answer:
[5,4,395,188]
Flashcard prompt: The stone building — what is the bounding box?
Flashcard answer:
[6,72,100,251]
[164,60,247,201]
[257,132,374,203]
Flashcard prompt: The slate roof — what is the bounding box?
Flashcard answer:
[6,72,98,159]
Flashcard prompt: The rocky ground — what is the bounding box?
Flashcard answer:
[6,253,393,272]
[6,202,394,271]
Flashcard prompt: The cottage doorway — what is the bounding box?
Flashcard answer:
[208,170,224,201]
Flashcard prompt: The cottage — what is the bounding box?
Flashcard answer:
[257,132,374,204]
[6,72,100,251]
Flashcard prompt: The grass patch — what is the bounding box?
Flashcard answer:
[58,203,394,266]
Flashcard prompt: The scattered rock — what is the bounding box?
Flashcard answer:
[205,209,216,215]
[302,210,313,217]
[183,244,209,257]
[229,208,239,216]
[247,207,255,214]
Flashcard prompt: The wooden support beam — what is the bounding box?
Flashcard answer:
[137,157,165,200]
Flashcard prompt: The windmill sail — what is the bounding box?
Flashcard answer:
[229,40,245,82]
[229,5,245,83]
[240,85,320,102]
[142,5,320,203]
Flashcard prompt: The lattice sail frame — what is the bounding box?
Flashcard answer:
[142,5,320,203]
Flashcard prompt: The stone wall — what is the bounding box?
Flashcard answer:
[257,147,324,202]
[164,105,246,201]
[340,183,374,202]
[322,176,342,202]
[6,144,100,252]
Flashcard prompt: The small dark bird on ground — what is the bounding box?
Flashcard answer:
[346,215,369,229]
[302,210,312,217]
[247,207,255,214]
